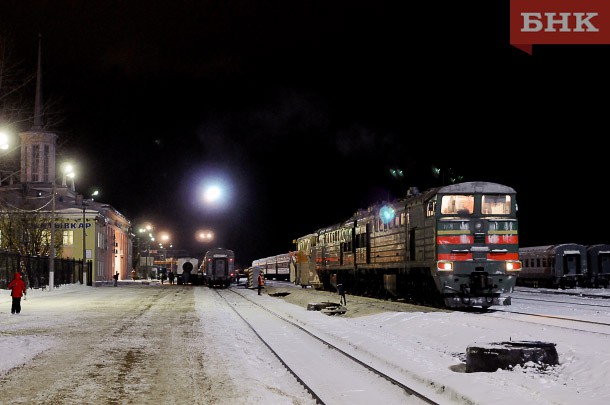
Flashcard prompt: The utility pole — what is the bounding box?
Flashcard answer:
[49,183,55,290]
[82,199,87,285]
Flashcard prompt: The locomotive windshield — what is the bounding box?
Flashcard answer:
[440,194,512,215]
[440,195,474,215]
[481,194,512,215]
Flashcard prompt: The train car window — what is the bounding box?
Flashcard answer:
[426,200,435,217]
[481,195,512,215]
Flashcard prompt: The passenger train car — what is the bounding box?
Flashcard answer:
[517,243,588,288]
[290,181,521,309]
[587,244,610,288]
[201,248,235,288]
[251,253,293,281]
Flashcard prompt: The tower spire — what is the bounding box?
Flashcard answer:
[33,34,43,130]
[20,34,57,184]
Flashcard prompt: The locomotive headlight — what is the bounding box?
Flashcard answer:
[506,260,522,272]
[437,260,454,272]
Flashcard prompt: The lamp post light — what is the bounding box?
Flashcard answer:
[138,224,154,279]
[49,183,56,290]
[49,162,76,290]
[82,198,87,285]
[196,230,214,243]
[61,163,75,190]
[158,232,171,276]
[80,190,98,286]
[0,130,9,150]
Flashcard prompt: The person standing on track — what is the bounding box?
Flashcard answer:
[8,272,27,314]
[337,283,346,306]
[257,272,264,295]
[168,270,175,285]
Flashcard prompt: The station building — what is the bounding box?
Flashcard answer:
[0,38,132,285]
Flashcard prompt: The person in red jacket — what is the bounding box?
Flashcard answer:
[257,272,264,295]
[8,272,27,314]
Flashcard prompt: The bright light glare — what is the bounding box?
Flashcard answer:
[204,186,221,203]
[379,205,395,224]
[190,171,234,212]
[0,131,9,150]
[196,230,214,242]
[62,163,74,174]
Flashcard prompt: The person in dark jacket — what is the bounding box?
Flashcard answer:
[113,272,119,287]
[337,283,347,306]
[8,272,27,314]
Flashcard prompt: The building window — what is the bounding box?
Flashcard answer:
[63,230,74,246]
[43,144,50,182]
[42,229,50,244]
[31,144,40,182]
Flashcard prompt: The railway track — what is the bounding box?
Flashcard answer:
[514,287,610,300]
[215,288,444,405]
[486,291,610,335]
[488,307,610,334]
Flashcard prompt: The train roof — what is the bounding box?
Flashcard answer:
[520,243,586,253]
[587,244,610,252]
[438,181,516,194]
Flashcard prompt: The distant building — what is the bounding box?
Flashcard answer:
[0,36,131,284]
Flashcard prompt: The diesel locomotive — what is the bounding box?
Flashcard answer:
[256,181,522,309]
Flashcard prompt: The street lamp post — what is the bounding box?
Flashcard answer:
[135,233,140,278]
[138,224,154,279]
[82,199,87,285]
[158,232,171,277]
[49,183,56,289]
[49,163,76,289]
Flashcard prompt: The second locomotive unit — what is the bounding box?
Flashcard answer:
[293,181,521,309]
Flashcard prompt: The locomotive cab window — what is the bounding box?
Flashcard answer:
[481,195,512,215]
[440,195,474,215]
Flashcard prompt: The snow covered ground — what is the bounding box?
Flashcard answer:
[1,282,609,404]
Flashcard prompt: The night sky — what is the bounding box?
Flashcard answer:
[1,1,608,267]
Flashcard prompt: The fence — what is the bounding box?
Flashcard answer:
[0,251,90,289]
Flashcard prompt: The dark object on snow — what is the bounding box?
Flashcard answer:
[466,341,558,373]
[307,301,347,315]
